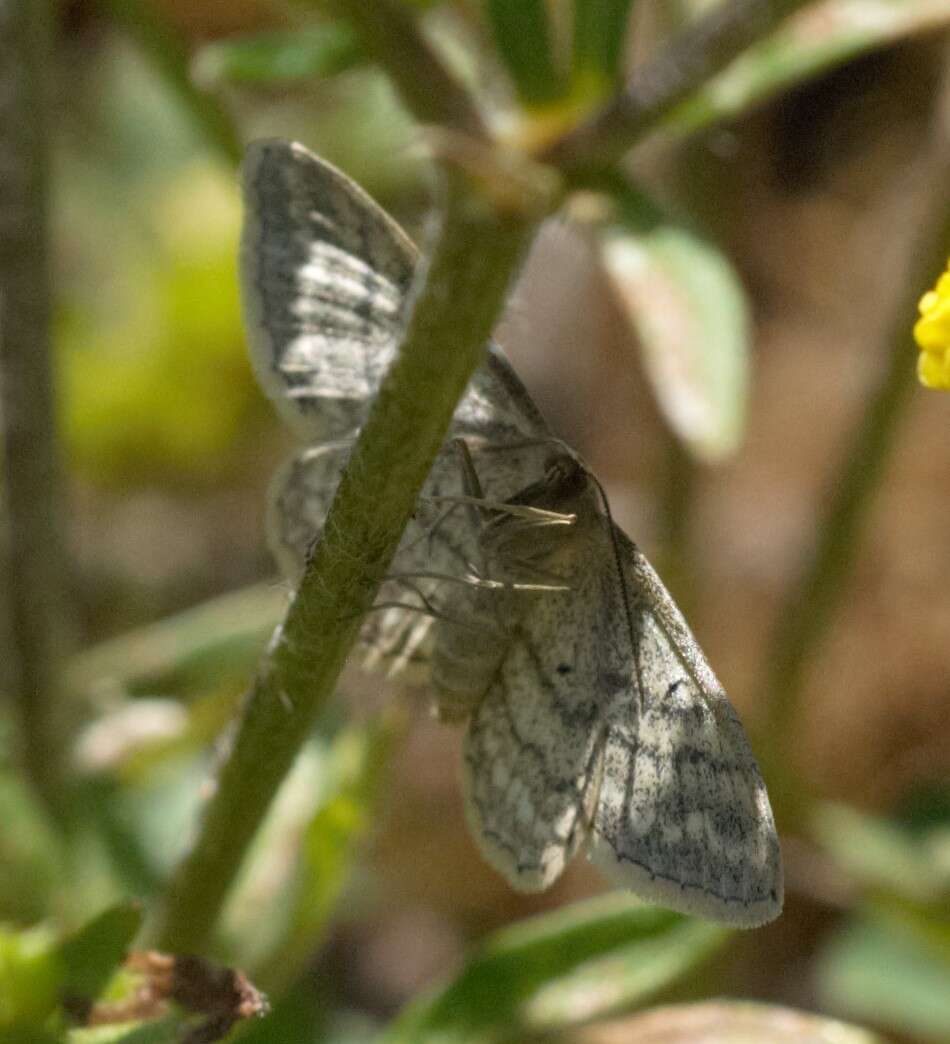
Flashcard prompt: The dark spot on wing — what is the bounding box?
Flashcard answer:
[600,669,628,695]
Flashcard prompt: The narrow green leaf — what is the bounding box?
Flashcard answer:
[596,182,750,461]
[0,772,61,924]
[66,583,284,704]
[69,1016,184,1044]
[818,915,950,1041]
[193,25,364,87]
[385,897,727,1043]
[597,999,884,1042]
[58,903,144,1017]
[669,0,950,135]
[81,779,164,896]
[484,0,565,105]
[294,723,394,931]
[813,803,949,905]
[251,718,399,989]
[572,0,636,93]
[101,0,241,164]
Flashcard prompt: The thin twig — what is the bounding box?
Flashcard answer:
[325,0,487,138]
[541,0,814,175]
[152,174,544,953]
[0,0,68,815]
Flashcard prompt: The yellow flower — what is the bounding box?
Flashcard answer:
[914,262,950,390]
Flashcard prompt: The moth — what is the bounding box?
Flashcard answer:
[240,139,783,927]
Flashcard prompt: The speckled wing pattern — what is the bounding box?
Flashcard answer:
[241,140,552,678]
[241,139,549,443]
[240,139,783,926]
[266,437,554,680]
[461,530,621,891]
[459,478,782,926]
[585,537,782,925]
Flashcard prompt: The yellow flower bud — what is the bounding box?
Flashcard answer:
[914,260,950,389]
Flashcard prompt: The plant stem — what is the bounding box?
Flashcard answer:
[0,0,68,816]
[486,0,565,106]
[153,176,542,953]
[326,0,487,137]
[758,60,950,822]
[541,0,813,174]
[572,0,637,90]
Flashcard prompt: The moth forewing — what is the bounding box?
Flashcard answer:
[239,140,415,441]
[587,537,783,927]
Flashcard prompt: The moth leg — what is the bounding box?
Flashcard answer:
[389,569,570,593]
[446,439,576,525]
[425,494,577,526]
[402,500,466,560]
[404,437,517,563]
[451,436,486,499]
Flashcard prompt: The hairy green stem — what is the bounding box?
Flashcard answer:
[0,0,68,816]
[759,63,950,821]
[153,178,541,953]
[541,0,813,174]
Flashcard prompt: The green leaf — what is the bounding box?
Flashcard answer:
[384,897,727,1043]
[669,0,950,135]
[229,717,398,985]
[230,977,327,1043]
[484,0,565,106]
[284,722,394,956]
[58,903,143,1017]
[69,1016,184,1044]
[813,803,949,905]
[101,0,241,163]
[193,24,364,87]
[818,914,950,1041]
[592,999,884,1042]
[597,184,750,461]
[0,1029,63,1044]
[0,772,61,924]
[66,583,283,706]
[572,0,636,94]
[0,925,62,1029]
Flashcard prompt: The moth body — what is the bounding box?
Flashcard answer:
[431,452,598,721]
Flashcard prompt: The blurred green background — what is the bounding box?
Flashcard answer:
[1,1,950,1041]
